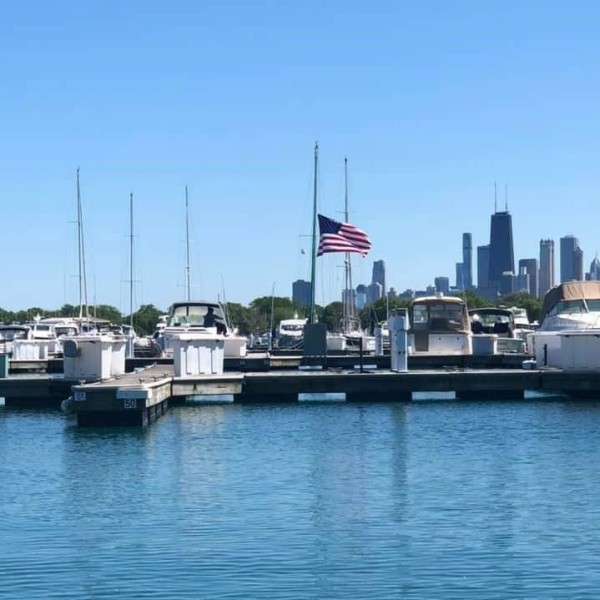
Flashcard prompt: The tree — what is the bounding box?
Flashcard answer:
[129,304,164,336]
[93,304,123,324]
[320,302,343,331]
[249,296,303,333]
[498,292,542,323]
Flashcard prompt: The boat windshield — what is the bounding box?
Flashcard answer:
[0,327,29,340]
[546,299,588,317]
[412,303,465,331]
[281,323,304,332]
[170,305,223,325]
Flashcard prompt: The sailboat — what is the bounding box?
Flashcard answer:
[158,187,248,358]
[325,158,375,353]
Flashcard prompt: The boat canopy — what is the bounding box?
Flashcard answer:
[540,281,600,325]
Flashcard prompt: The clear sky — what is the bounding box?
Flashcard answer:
[2,0,600,313]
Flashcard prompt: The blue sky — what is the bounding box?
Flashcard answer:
[2,0,600,313]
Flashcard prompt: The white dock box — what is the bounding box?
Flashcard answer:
[12,340,51,360]
[472,334,498,355]
[172,333,225,376]
[110,336,127,376]
[63,335,115,381]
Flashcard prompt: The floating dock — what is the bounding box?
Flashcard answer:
[4,361,600,426]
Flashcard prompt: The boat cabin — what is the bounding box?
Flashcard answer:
[408,295,472,355]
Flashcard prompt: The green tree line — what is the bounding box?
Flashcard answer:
[0,291,543,336]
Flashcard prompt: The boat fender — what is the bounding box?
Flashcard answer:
[63,339,80,358]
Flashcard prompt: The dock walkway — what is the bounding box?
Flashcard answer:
[4,362,600,426]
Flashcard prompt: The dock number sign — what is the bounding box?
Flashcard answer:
[124,398,137,409]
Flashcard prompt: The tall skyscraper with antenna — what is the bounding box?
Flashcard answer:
[488,183,515,291]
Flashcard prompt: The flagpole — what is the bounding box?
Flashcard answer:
[309,142,318,325]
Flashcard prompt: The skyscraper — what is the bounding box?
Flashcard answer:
[518,258,539,297]
[292,279,311,307]
[560,235,582,282]
[488,210,515,289]
[539,239,555,297]
[372,260,386,296]
[434,276,450,295]
[455,263,464,289]
[477,244,490,290]
[462,233,473,289]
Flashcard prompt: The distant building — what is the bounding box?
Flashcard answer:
[455,263,464,290]
[574,246,584,281]
[516,267,530,293]
[477,244,490,290]
[292,279,311,307]
[372,260,386,296]
[356,284,367,309]
[518,258,539,297]
[366,282,383,304]
[434,276,450,295]
[588,256,600,281]
[500,271,515,296]
[539,239,555,298]
[560,235,582,282]
[489,210,515,290]
[462,233,473,289]
[388,287,398,300]
[342,288,356,312]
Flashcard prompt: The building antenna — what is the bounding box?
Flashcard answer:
[505,184,508,211]
[494,181,497,213]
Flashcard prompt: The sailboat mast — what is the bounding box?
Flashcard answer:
[129,192,134,327]
[76,168,89,321]
[185,185,191,301]
[343,157,354,329]
[77,168,83,319]
[309,142,319,325]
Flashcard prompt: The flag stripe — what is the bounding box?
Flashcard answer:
[317,214,371,257]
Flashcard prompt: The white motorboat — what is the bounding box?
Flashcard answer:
[408,294,472,355]
[159,300,247,358]
[276,316,307,350]
[529,281,600,367]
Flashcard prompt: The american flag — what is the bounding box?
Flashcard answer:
[317,214,372,256]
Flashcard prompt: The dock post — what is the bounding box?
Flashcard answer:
[390,309,409,372]
[0,353,8,378]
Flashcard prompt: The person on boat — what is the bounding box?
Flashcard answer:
[203,307,217,328]
[204,307,227,335]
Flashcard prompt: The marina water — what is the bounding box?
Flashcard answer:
[2,397,600,599]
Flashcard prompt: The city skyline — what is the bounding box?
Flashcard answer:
[3,3,600,312]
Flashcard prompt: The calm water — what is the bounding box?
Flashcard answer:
[2,398,600,599]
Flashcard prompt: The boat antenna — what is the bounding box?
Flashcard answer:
[308,142,319,325]
[129,192,134,328]
[185,185,191,301]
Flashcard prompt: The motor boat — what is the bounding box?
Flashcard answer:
[408,294,472,355]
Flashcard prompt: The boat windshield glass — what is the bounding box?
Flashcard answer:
[281,323,304,332]
[546,299,587,317]
[412,303,465,331]
[0,327,29,340]
[473,312,512,326]
[170,305,223,325]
